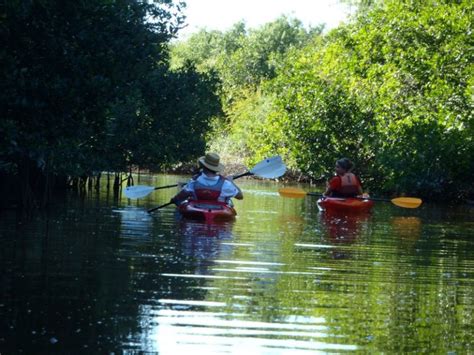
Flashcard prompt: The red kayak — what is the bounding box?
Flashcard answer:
[178,200,237,223]
[317,196,374,213]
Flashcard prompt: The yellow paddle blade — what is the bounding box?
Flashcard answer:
[278,187,308,198]
[391,197,422,209]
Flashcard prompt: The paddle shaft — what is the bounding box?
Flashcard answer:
[153,172,250,190]
[154,184,179,190]
[153,172,251,191]
[232,171,253,179]
[307,192,391,203]
[147,202,174,213]
[136,173,250,199]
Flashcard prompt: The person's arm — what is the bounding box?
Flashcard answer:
[222,177,243,200]
[228,176,243,200]
[170,180,194,205]
[233,184,243,200]
[324,176,340,197]
[356,175,363,195]
[323,185,331,197]
[170,190,192,205]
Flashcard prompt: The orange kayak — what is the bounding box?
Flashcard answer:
[178,200,237,223]
[317,197,374,213]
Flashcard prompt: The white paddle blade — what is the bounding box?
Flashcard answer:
[124,185,155,199]
[250,156,286,179]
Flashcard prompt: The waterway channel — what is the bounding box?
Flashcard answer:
[1,174,473,353]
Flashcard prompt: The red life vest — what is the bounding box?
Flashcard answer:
[193,176,225,201]
[336,173,360,197]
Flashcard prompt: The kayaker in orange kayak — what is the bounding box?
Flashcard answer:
[170,152,243,205]
[323,158,364,198]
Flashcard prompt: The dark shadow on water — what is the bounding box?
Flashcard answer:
[0,204,139,354]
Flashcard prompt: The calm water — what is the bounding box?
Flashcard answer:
[1,174,473,354]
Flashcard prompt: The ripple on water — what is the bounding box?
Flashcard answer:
[1,180,474,354]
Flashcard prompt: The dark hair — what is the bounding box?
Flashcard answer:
[336,158,354,172]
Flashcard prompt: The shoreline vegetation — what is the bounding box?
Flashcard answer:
[2,1,472,212]
[1,164,472,213]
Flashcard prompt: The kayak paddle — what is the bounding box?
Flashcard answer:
[126,156,287,199]
[147,201,174,213]
[146,156,287,213]
[124,184,181,199]
[278,187,422,209]
[232,155,287,179]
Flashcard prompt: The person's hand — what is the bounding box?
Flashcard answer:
[225,175,234,182]
[177,182,186,189]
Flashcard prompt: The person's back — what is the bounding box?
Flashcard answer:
[334,172,361,197]
[190,172,226,201]
[171,153,243,205]
[324,158,363,198]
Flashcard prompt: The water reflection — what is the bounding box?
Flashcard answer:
[2,179,474,353]
[147,309,355,354]
[117,206,153,237]
[178,219,235,275]
[134,221,238,353]
[391,216,422,241]
[318,210,371,259]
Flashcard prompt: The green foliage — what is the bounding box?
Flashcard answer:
[354,0,473,198]
[138,65,222,170]
[271,73,377,180]
[102,64,221,172]
[13,0,468,202]
[263,0,473,199]
[180,0,473,200]
[170,15,322,167]
[1,0,184,171]
[170,16,322,107]
[219,17,323,93]
[208,89,291,167]
[0,0,223,206]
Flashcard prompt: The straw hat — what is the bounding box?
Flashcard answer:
[198,152,224,173]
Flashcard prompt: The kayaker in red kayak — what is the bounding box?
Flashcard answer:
[323,158,364,198]
[170,152,243,205]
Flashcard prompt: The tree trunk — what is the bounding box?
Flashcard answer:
[95,172,101,191]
